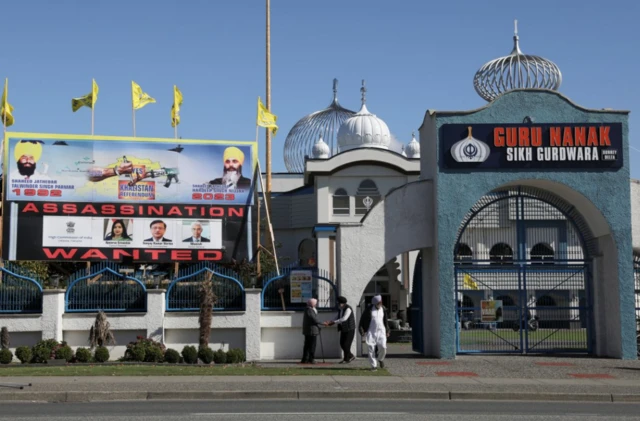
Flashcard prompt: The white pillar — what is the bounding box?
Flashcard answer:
[244,289,261,361]
[42,290,65,341]
[146,289,165,343]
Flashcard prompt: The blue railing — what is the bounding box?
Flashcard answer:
[261,267,337,311]
[166,264,245,312]
[65,264,147,313]
[0,266,43,314]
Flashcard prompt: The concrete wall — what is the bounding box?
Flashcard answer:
[631,179,640,251]
[422,89,635,359]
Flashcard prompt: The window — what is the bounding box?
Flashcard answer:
[355,179,381,215]
[489,243,513,265]
[455,243,473,262]
[332,188,350,215]
[530,243,554,265]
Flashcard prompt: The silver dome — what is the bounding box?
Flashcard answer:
[283,79,356,172]
[473,20,562,102]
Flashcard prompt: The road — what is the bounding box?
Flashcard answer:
[1,400,640,420]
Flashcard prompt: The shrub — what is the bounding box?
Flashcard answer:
[181,345,198,364]
[0,348,13,364]
[75,347,92,363]
[123,336,165,363]
[94,346,109,363]
[164,349,180,364]
[32,339,60,363]
[198,346,214,364]
[53,344,74,362]
[15,346,32,364]
[213,349,227,364]
[226,348,246,364]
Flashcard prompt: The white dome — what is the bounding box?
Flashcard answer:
[337,80,391,152]
[311,135,330,159]
[401,146,407,157]
[405,132,420,158]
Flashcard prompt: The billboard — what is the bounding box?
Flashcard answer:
[2,133,257,263]
[440,123,623,171]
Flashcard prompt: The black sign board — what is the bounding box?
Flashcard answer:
[440,123,623,171]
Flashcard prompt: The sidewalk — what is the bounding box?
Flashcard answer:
[2,353,640,403]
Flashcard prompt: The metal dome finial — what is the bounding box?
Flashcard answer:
[361,79,367,105]
[332,78,338,102]
[473,20,562,102]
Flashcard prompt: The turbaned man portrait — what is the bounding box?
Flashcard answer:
[209,146,251,190]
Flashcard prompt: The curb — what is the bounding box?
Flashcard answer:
[0,390,638,403]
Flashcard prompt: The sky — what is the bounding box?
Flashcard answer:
[1,0,639,176]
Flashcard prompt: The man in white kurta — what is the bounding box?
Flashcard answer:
[359,295,390,370]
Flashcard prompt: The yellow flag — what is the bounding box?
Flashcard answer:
[171,85,183,128]
[132,81,156,110]
[72,79,99,112]
[1,78,14,127]
[257,97,278,136]
[463,273,478,290]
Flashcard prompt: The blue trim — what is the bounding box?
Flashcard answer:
[165,267,245,312]
[313,226,337,233]
[261,269,338,311]
[65,267,147,313]
[0,267,44,314]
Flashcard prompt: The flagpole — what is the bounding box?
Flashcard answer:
[91,106,95,135]
[255,124,261,277]
[174,119,178,140]
[265,0,273,246]
[132,108,136,137]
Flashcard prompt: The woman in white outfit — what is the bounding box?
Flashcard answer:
[358,295,390,371]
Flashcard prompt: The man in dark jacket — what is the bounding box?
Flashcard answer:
[301,298,323,364]
[324,296,356,363]
[358,295,390,370]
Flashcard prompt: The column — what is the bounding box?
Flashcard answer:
[41,290,65,341]
[244,289,262,361]
[146,289,165,343]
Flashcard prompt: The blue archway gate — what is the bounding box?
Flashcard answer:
[454,186,594,354]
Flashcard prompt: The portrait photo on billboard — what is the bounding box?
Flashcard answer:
[103,218,134,242]
[142,219,174,245]
[182,220,211,242]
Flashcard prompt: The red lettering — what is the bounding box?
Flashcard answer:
[587,127,598,146]
[225,194,235,201]
[22,203,39,213]
[562,127,574,146]
[518,127,530,147]
[198,250,223,261]
[80,249,108,259]
[171,250,192,261]
[549,127,561,146]
[113,249,140,260]
[493,127,505,147]
[183,206,197,216]
[62,204,77,214]
[600,126,611,146]
[43,248,77,259]
[531,127,542,147]
[81,204,98,215]
[506,128,516,147]
[121,205,135,215]
[50,189,62,197]
[209,207,224,217]
[574,127,586,146]
[229,207,244,218]
[101,205,116,215]
[148,206,163,216]
[144,249,167,260]
[213,193,223,200]
[167,206,182,216]
[192,193,203,200]
[42,203,58,213]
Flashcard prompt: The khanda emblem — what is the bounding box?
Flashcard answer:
[451,126,490,163]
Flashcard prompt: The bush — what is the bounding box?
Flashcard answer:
[15,346,32,364]
[75,347,92,363]
[212,349,227,364]
[53,344,74,362]
[94,346,109,363]
[123,336,165,363]
[181,345,198,364]
[226,348,246,364]
[0,348,13,364]
[32,339,60,363]
[164,348,180,364]
[198,346,214,364]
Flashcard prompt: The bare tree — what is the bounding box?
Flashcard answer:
[89,311,116,349]
[0,327,9,349]
[198,272,217,348]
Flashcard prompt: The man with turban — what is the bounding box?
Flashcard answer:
[11,140,51,181]
[209,146,251,190]
[324,296,356,363]
[301,297,324,364]
[358,294,390,371]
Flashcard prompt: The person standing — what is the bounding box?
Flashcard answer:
[359,295,390,371]
[324,296,356,363]
[301,298,323,364]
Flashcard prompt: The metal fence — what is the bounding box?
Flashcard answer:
[166,263,245,312]
[634,255,640,358]
[261,267,337,311]
[65,263,147,313]
[0,266,43,314]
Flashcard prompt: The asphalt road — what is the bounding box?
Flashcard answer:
[2,400,640,420]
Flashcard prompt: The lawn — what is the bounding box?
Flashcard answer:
[0,364,389,377]
[458,328,587,346]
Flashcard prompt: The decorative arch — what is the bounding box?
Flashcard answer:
[332,188,350,215]
[455,243,473,261]
[489,243,513,265]
[298,238,317,266]
[531,243,555,264]
[355,179,381,215]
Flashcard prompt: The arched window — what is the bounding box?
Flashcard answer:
[332,188,350,215]
[355,179,381,215]
[530,243,554,264]
[489,243,513,265]
[297,238,316,266]
[455,243,473,262]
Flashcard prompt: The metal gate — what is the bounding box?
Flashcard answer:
[454,187,593,354]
